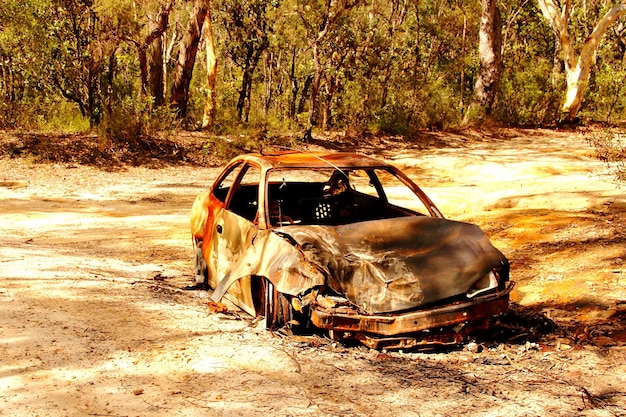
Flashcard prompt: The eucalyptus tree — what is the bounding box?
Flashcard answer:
[321,0,412,131]
[97,0,176,107]
[45,0,119,127]
[218,0,274,122]
[494,0,558,123]
[0,0,50,126]
[370,0,410,109]
[295,0,364,127]
[201,1,218,128]
[537,0,626,121]
[465,0,503,122]
[171,0,210,119]
[264,2,310,122]
[398,0,480,129]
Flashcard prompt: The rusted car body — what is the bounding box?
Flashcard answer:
[191,151,512,349]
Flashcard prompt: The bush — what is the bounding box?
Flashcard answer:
[98,96,178,143]
[584,66,626,122]
[587,127,626,184]
[495,60,562,125]
[0,100,18,129]
[338,77,461,134]
[201,127,298,162]
[370,103,412,135]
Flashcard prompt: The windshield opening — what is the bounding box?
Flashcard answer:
[265,167,433,227]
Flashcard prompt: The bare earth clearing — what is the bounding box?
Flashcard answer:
[1,128,625,417]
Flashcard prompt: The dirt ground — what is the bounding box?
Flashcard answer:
[1,128,625,417]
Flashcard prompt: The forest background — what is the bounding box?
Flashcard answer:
[1,0,626,149]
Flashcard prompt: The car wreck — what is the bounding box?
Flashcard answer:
[190,151,512,350]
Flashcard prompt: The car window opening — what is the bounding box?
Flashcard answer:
[267,168,429,227]
[228,164,261,222]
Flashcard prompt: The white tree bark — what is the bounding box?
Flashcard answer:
[537,0,626,120]
[463,0,502,124]
[474,0,502,113]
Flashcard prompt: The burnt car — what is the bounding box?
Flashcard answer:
[190,151,512,349]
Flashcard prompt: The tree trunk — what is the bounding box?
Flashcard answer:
[321,76,337,131]
[537,0,626,121]
[0,56,14,103]
[308,43,322,126]
[298,74,313,114]
[288,48,298,119]
[138,47,149,97]
[465,0,503,123]
[148,31,165,106]
[131,2,173,104]
[201,2,217,129]
[105,49,117,116]
[87,65,101,127]
[237,58,253,122]
[163,28,178,103]
[236,45,265,123]
[171,0,209,119]
[459,12,467,109]
[562,3,626,120]
[551,32,563,88]
[263,52,274,118]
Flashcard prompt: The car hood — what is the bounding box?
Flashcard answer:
[280,216,508,314]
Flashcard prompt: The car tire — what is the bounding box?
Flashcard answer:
[263,279,293,330]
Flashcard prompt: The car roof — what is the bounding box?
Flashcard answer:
[233,151,389,170]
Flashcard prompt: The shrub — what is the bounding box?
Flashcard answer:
[496,61,562,125]
[587,127,626,184]
[98,96,177,143]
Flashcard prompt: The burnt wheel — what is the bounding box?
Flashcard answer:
[263,279,294,330]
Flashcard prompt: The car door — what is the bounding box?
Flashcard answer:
[208,163,262,316]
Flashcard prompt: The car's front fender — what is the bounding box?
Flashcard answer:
[210,229,326,303]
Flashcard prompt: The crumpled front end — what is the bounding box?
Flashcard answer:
[281,216,510,314]
[309,284,513,349]
[279,215,512,349]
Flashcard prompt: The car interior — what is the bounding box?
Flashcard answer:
[266,170,415,227]
[219,167,422,227]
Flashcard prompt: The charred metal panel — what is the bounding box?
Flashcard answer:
[206,209,259,315]
[280,216,508,314]
[310,284,512,337]
[210,229,326,304]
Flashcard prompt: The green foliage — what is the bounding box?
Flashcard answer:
[370,103,412,136]
[496,60,563,125]
[97,96,177,143]
[2,0,625,139]
[35,100,90,133]
[367,80,461,134]
[583,55,626,121]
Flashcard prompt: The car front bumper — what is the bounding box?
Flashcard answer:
[309,282,514,349]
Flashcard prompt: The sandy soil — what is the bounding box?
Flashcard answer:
[1,128,625,416]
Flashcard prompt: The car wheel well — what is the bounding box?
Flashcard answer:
[250,276,306,331]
